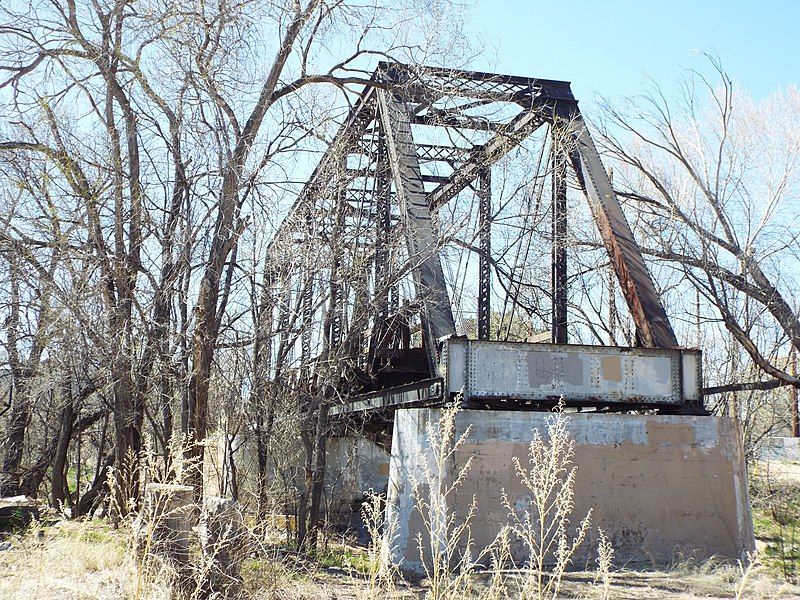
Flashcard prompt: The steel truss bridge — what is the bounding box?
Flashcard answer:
[259,63,704,443]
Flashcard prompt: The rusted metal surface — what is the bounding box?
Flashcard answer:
[567,113,679,349]
[441,338,701,407]
[328,378,443,416]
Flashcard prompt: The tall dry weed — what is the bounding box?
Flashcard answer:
[410,403,477,600]
[502,401,592,600]
[357,492,398,599]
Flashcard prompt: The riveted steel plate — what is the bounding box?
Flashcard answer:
[444,339,701,405]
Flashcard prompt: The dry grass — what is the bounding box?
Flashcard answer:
[311,563,800,600]
[751,468,800,582]
[0,520,132,599]
[1,520,800,599]
[552,567,799,599]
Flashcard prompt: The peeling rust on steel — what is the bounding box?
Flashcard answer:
[566,113,679,349]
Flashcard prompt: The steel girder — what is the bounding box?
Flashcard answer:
[262,62,684,418]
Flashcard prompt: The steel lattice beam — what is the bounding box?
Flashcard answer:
[262,61,689,421]
[551,118,568,345]
[477,167,491,341]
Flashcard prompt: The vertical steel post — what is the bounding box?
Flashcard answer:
[608,267,617,345]
[301,212,314,366]
[607,167,617,345]
[257,268,276,380]
[477,167,492,340]
[371,122,392,361]
[328,189,346,352]
[551,123,568,344]
[301,282,313,364]
[275,270,291,375]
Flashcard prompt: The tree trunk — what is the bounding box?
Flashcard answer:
[51,391,75,510]
[111,349,142,516]
[186,281,216,497]
[0,382,29,497]
[224,433,239,502]
[19,418,61,499]
[255,415,269,517]
[296,405,314,548]
[306,403,328,550]
[75,453,114,518]
[1,253,28,497]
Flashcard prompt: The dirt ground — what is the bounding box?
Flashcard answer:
[1,520,799,600]
[307,567,800,600]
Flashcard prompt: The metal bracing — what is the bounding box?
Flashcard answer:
[326,186,347,352]
[415,143,471,164]
[426,109,550,208]
[477,167,491,341]
[377,87,457,372]
[369,125,393,363]
[551,118,568,344]
[300,214,315,367]
[261,61,690,421]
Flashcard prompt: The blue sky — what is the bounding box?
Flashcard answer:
[467,0,800,107]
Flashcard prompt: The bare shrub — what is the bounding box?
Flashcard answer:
[593,529,614,600]
[481,526,513,600]
[357,492,398,599]
[735,551,762,600]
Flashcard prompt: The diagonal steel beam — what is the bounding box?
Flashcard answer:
[376,89,457,372]
[567,112,679,348]
[426,108,550,208]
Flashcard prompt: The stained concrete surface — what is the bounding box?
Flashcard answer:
[761,436,800,464]
[386,409,755,575]
[326,436,391,533]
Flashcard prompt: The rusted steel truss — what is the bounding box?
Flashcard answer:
[262,62,694,419]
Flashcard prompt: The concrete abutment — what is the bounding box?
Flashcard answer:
[327,409,754,574]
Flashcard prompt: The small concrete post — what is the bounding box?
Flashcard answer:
[200,496,246,595]
[136,483,194,568]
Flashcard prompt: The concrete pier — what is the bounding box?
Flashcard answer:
[385,409,754,574]
[761,436,800,463]
[326,436,391,528]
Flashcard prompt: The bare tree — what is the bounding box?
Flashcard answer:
[0,0,471,511]
[595,56,800,423]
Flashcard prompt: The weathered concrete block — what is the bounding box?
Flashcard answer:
[135,483,194,566]
[326,436,391,521]
[761,436,800,463]
[0,495,38,530]
[386,409,754,574]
